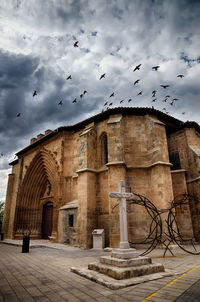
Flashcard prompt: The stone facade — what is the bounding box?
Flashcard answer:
[3,108,200,248]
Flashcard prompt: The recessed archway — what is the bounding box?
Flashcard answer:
[14,149,60,239]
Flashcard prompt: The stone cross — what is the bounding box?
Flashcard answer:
[109,180,134,249]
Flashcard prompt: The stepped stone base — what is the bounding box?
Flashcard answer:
[70,267,173,290]
[88,262,164,280]
[100,255,151,267]
[71,248,168,288]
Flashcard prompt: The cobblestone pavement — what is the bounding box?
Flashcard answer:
[0,241,200,302]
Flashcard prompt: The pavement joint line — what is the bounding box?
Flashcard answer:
[140,263,200,302]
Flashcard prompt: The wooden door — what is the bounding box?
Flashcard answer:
[42,202,53,239]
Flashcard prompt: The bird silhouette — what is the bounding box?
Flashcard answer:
[33,90,37,97]
[0,153,3,157]
[83,90,87,95]
[109,92,114,97]
[120,100,124,104]
[152,90,157,94]
[109,102,113,106]
[152,66,160,71]
[152,99,156,102]
[137,91,142,95]
[58,100,63,105]
[133,64,141,71]
[177,74,184,78]
[182,112,185,114]
[165,95,171,98]
[134,79,140,85]
[170,101,174,106]
[66,75,72,80]
[72,98,77,103]
[16,113,21,117]
[172,98,179,101]
[128,99,132,103]
[162,108,166,111]
[104,102,108,106]
[80,94,83,98]
[74,41,78,47]
[162,98,167,102]
[160,85,169,89]
[100,73,106,80]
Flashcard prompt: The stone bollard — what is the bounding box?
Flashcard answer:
[22,235,30,253]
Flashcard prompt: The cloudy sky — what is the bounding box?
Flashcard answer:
[0,0,200,200]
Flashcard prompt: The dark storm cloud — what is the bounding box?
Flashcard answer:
[0,48,99,170]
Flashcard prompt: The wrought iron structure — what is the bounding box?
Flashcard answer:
[113,193,200,257]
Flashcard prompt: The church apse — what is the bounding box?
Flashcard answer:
[14,149,60,240]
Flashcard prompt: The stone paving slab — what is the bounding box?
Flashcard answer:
[0,240,200,302]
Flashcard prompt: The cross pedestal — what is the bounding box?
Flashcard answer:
[109,180,139,259]
[71,180,166,287]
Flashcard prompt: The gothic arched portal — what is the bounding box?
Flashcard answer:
[14,149,60,239]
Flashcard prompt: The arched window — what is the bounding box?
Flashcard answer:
[100,133,108,165]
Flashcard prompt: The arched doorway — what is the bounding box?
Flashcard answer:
[42,202,53,239]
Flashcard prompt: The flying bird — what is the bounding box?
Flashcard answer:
[83,90,87,95]
[104,102,108,106]
[109,92,114,98]
[99,73,106,80]
[165,95,171,98]
[182,112,185,114]
[0,153,3,157]
[162,108,166,111]
[128,99,132,103]
[162,98,167,102]
[133,64,141,71]
[80,94,83,98]
[58,100,63,105]
[66,75,72,80]
[160,85,170,89]
[134,79,140,85]
[72,98,77,103]
[152,99,156,102]
[170,101,174,106]
[137,91,142,95]
[120,100,124,104]
[16,113,21,117]
[74,41,78,47]
[33,90,37,97]
[152,66,160,71]
[172,98,179,101]
[177,74,184,78]
[109,102,113,106]
[152,90,157,94]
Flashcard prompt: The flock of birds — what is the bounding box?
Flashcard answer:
[15,39,186,119]
[0,39,185,161]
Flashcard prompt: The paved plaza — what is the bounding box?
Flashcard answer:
[0,240,200,301]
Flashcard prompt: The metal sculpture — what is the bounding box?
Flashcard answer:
[112,193,200,257]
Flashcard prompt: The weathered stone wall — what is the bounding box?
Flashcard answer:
[4,112,200,248]
[168,128,200,240]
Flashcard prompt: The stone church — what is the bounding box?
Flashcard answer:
[3,107,200,248]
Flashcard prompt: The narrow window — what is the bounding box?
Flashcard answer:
[169,152,181,170]
[103,135,108,164]
[69,214,74,227]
